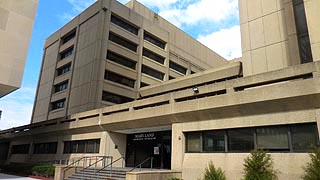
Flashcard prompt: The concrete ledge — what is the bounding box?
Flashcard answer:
[126,170,182,180]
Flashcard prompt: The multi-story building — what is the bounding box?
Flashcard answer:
[0,0,38,97]
[31,0,226,123]
[1,0,320,180]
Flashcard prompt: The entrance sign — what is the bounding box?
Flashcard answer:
[154,146,160,155]
[133,133,156,141]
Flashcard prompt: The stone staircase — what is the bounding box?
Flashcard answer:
[64,167,128,180]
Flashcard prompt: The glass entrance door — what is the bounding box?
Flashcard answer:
[126,131,171,169]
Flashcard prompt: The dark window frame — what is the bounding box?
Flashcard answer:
[61,29,76,45]
[109,32,138,52]
[102,91,134,104]
[143,48,165,64]
[144,31,166,49]
[141,65,164,80]
[53,80,69,93]
[169,61,187,75]
[63,139,100,154]
[51,99,66,111]
[33,142,58,154]
[60,47,74,60]
[104,71,135,88]
[111,15,139,35]
[106,51,137,70]
[11,144,30,154]
[56,63,71,76]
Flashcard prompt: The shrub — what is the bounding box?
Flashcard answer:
[167,178,183,180]
[200,161,226,180]
[31,165,55,178]
[302,147,320,180]
[242,149,278,180]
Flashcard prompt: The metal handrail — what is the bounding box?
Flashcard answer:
[81,156,112,179]
[62,156,108,179]
[129,157,154,172]
[96,156,125,173]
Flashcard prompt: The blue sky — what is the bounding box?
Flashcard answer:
[0,0,241,130]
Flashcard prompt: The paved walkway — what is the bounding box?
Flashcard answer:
[0,173,38,180]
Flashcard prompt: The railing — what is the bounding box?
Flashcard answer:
[96,156,125,179]
[129,157,154,172]
[81,156,112,180]
[62,156,110,179]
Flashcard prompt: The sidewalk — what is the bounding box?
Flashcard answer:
[0,173,38,180]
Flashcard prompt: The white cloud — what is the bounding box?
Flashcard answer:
[197,25,242,60]
[0,87,36,130]
[60,0,97,22]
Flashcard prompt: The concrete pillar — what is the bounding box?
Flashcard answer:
[171,123,184,171]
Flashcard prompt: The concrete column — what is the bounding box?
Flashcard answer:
[171,123,184,171]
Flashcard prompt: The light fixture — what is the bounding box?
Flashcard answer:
[193,86,199,93]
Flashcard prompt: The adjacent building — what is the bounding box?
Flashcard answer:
[1,0,320,180]
[0,0,38,97]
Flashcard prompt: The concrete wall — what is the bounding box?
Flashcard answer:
[239,0,301,76]
[0,0,38,97]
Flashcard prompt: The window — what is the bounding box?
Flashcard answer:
[185,123,318,153]
[140,82,149,88]
[144,31,166,49]
[291,123,318,151]
[57,63,71,76]
[102,91,134,104]
[54,81,68,93]
[111,15,139,35]
[105,71,135,88]
[292,0,313,63]
[256,126,289,151]
[169,61,187,75]
[203,131,225,152]
[51,99,66,111]
[109,32,138,52]
[169,76,175,80]
[60,47,74,60]
[142,65,164,80]
[186,132,201,153]
[228,128,254,152]
[33,142,58,154]
[12,144,30,154]
[143,48,165,64]
[106,51,136,70]
[61,30,76,44]
[63,139,100,154]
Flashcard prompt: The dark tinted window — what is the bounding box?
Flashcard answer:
[102,91,134,104]
[169,61,187,75]
[228,128,254,152]
[33,142,58,154]
[64,139,100,154]
[51,99,65,110]
[12,144,30,154]
[140,82,149,88]
[105,71,135,88]
[57,63,71,76]
[203,131,225,152]
[107,51,136,70]
[292,0,313,63]
[60,47,73,60]
[109,32,138,52]
[291,123,318,151]
[143,48,165,64]
[61,30,76,44]
[142,65,164,80]
[169,76,175,80]
[144,31,166,49]
[256,126,289,151]
[54,81,68,93]
[186,132,201,152]
[111,15,139,35]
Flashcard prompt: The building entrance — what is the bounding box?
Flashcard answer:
[126,131,171,169]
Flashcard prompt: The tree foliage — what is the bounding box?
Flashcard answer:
[200,161,226,180]
[302,147,320,180]
[243,149,278,180]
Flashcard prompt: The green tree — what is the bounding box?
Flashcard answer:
[243,149,278,180]
[200,161,226,180]
[302,147,320,180]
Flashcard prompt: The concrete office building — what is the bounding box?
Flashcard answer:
[1,0,320,180]
[0,0,38,97]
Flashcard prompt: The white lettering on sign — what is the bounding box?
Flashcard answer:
[133,133,156,141]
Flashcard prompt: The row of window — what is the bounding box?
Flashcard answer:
[143,48,165,64]
[60,47,74,60]
[109,32,138,52]
[142,65,164,80]
[61,30,76,45]
[102,91,134,104]
[11,139,100,154]
[144,31,166,49]
[106,51,136,70]
[169,61,187,75]
[51,99,66,111]
[54,81,68,93]
[105,71,135,88]
[186,123,318,153]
